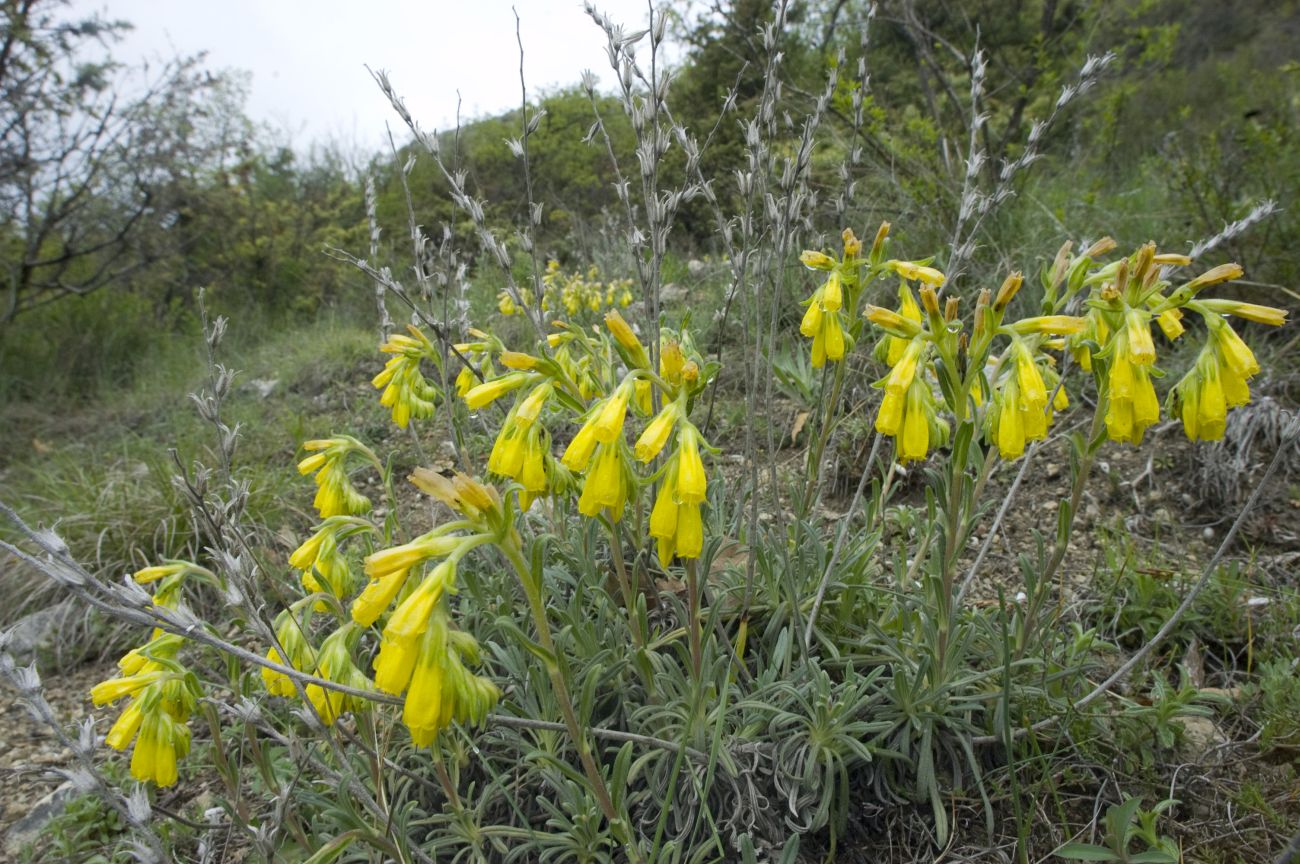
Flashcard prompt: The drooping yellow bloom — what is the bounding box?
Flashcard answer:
[605,310,650,370]
[888,259,946,286]
[635,400,682,462]
[353,532,464,627]
[290,523,355,601]
[374,562,456,695]
[577,441,630,521]
[1198,299,1288,328]
[94,660,197,787]
[1207,315,1260,380]
[899,381,930,463]
[262,608,318,697]
[372,327,440,429]
[875,373,945,464]
[674,424,707,505]
[497,291,518,315]
[560,419,600,472]
[1104,347,1160,445]
[592,380,634,442]
[884,338,925,395]
[298,438,372,518]
[800,265,850,368]
[304,624,371,724]
[1173,346,1229,441]
[463,372,530,411]
[648,456,705,563]
[129,707,190,787]
[105,699,144,751]
[401,609,500,747]
[1124,308,1157,366]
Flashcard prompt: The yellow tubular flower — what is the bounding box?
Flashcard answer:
[132,562,192,584]
[884,338,925,395]
[105,700,145,751]
[1009,315,1088,335]
[464,373,529,410]
[298,439,371,518]
[455,364,477,398]
[520,427,548,495]
[1012,341,1047,411]
[354,533,462,627]
[674,425,707,505]
[130,711,188,787]
[1106,349,1160,445]
[592,381,633,443]
[994,380,1027,460]
[1198,299,1288,327]
[800,295,824,339]
[799,250,836,270]
[896,378,934,464]
[635,401,681,462]
[820,310,846,365]
[488,412,527,480]
[605,310,650,369]
[875,389,905,437]
[91,672,163,706]
[675,502,704,559]
[821,271,843,312]
[373,328,439,429]
[1124,309,1157,365]
[865,304,923,340]
[890,260,946,286]
[499,351,542,371]
[374,563,455,695]
[649,462,680,562]
[1208,317,1261,379]
[1155,309,1185,341]
[561,420,599,472]
[577,442,628,519]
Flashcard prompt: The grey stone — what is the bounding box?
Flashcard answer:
[659,283,688,303]
[4,599,77,661]
[245,378,279,399]
[4,782,78,856]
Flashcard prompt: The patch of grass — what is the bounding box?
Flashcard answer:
[0,312,383,632]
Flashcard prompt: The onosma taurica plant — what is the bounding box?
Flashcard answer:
[1,5,1293,863]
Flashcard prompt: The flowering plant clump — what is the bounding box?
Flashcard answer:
[66,221,1286,862]
[497,258,635,322]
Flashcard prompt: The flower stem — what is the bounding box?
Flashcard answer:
[501,540,642,862]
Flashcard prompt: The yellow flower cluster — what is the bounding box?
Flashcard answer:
[298,437,373,518]
[288,517,370,604]
[92,564,203,786]
[455,302,714,562]
[372,326,441,429]
[497,259,634,320]
[853,234,1287,465]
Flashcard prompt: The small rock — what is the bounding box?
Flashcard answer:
[245,378,279,399]
[1045,462,1061,480]
[1152,507,1171,524]
[687,259,706,276]
[1202,527,1214,541]
[3,599,78,662]
[1176,716,1227,761]
[659,283,688,304]
[4,782,78,856]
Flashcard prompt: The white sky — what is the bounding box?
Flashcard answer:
[73,0,673,153]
